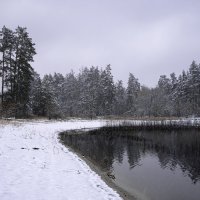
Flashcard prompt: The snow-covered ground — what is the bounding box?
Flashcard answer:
[0,120,122,200]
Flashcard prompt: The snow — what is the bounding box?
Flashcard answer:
[0,119,122,200]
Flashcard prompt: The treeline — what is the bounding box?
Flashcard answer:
[30,61,200,118]
[1,26,200,118]
[30,65,135,118]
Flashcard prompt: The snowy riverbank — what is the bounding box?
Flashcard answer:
[0,119,122,200]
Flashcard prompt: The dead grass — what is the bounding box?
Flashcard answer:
[0,119,21,126]
[102,115,182,121]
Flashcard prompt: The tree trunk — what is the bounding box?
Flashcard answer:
[9,49,13,95]
[1,51,5,108]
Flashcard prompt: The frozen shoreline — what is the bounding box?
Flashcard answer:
[0,119,122,200]
[1,117,199,200]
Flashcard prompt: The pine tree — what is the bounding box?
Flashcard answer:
[41,74,60,118]
[188,61,200,115]
[169,73,179,116]
[29,71,43,116]
[78,66,100,118]
[156,75,172,116]
[52,72,65,117]
[137,86,154,117]
[9,27,36,116]
[99,65,115,115]
[114,80,126,115]
[0,26,15,108]
[62,71,79,117]
[126,73,140,115]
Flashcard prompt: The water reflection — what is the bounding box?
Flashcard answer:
[60,128,200,200]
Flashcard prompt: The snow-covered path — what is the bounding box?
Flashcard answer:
[0,120,122,200]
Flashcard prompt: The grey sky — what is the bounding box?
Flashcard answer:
[1,0,200,87]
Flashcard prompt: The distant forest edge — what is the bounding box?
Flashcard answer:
[0,26,200,119]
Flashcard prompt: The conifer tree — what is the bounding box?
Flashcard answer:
[0,26,15,107]
[13,27,36,116]
[99,65,115,115]
[0,26,36,117]
[114,80,126,115]
[126,73,140,115]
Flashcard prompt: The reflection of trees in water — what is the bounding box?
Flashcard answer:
[125,130,200,184]
[141,130,200,184]
[60,129,200,183]
[122,136,143,169]
[60,132,116,171]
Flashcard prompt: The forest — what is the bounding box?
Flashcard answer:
[1,26,200,119]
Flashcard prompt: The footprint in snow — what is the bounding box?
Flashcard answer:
[32,147,40,150]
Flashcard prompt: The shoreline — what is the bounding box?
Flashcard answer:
[59,130,138,200]
[0,120,122,200]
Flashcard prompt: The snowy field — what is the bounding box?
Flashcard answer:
[0,119,122,200]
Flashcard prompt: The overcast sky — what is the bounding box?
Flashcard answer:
[1,0,200,87]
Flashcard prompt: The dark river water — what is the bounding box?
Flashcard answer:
[60,128,200,200]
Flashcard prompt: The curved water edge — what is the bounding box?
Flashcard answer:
[59,127,200,200]
[59,128,136,200]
